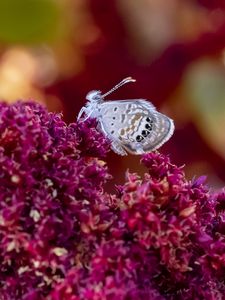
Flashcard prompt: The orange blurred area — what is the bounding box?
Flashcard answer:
[1,0,225,188]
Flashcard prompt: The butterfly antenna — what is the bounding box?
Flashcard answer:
[102,77,136,98]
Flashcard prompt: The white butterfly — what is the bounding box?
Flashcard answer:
[77,77,174,155]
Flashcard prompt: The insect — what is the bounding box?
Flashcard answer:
[77,77,174,155]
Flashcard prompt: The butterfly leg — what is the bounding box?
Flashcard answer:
[111,141,127,156]
[77,107,94,122]
[83,111,94,122]
[77,106,86,120]
[135,144,145,154]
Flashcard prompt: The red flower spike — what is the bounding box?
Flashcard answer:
[0,101,225,299]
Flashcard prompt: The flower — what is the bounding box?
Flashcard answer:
[0,101,225,299]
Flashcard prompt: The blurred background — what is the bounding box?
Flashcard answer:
[1,0,225,189]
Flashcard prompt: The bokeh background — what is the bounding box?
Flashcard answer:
[1,0,225,189]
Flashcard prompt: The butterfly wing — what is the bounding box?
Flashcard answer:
[98,99,174,155]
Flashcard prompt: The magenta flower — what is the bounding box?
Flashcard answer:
[0,101,224,299]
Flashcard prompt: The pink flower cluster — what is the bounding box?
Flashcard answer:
[0,102,225,299]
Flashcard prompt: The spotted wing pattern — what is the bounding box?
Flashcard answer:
[98,99,174,155]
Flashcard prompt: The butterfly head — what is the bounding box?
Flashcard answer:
[86,90,103,103]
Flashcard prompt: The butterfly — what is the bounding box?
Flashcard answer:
[77,77,174,155]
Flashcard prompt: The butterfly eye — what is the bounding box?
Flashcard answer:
[136,135,144,142]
